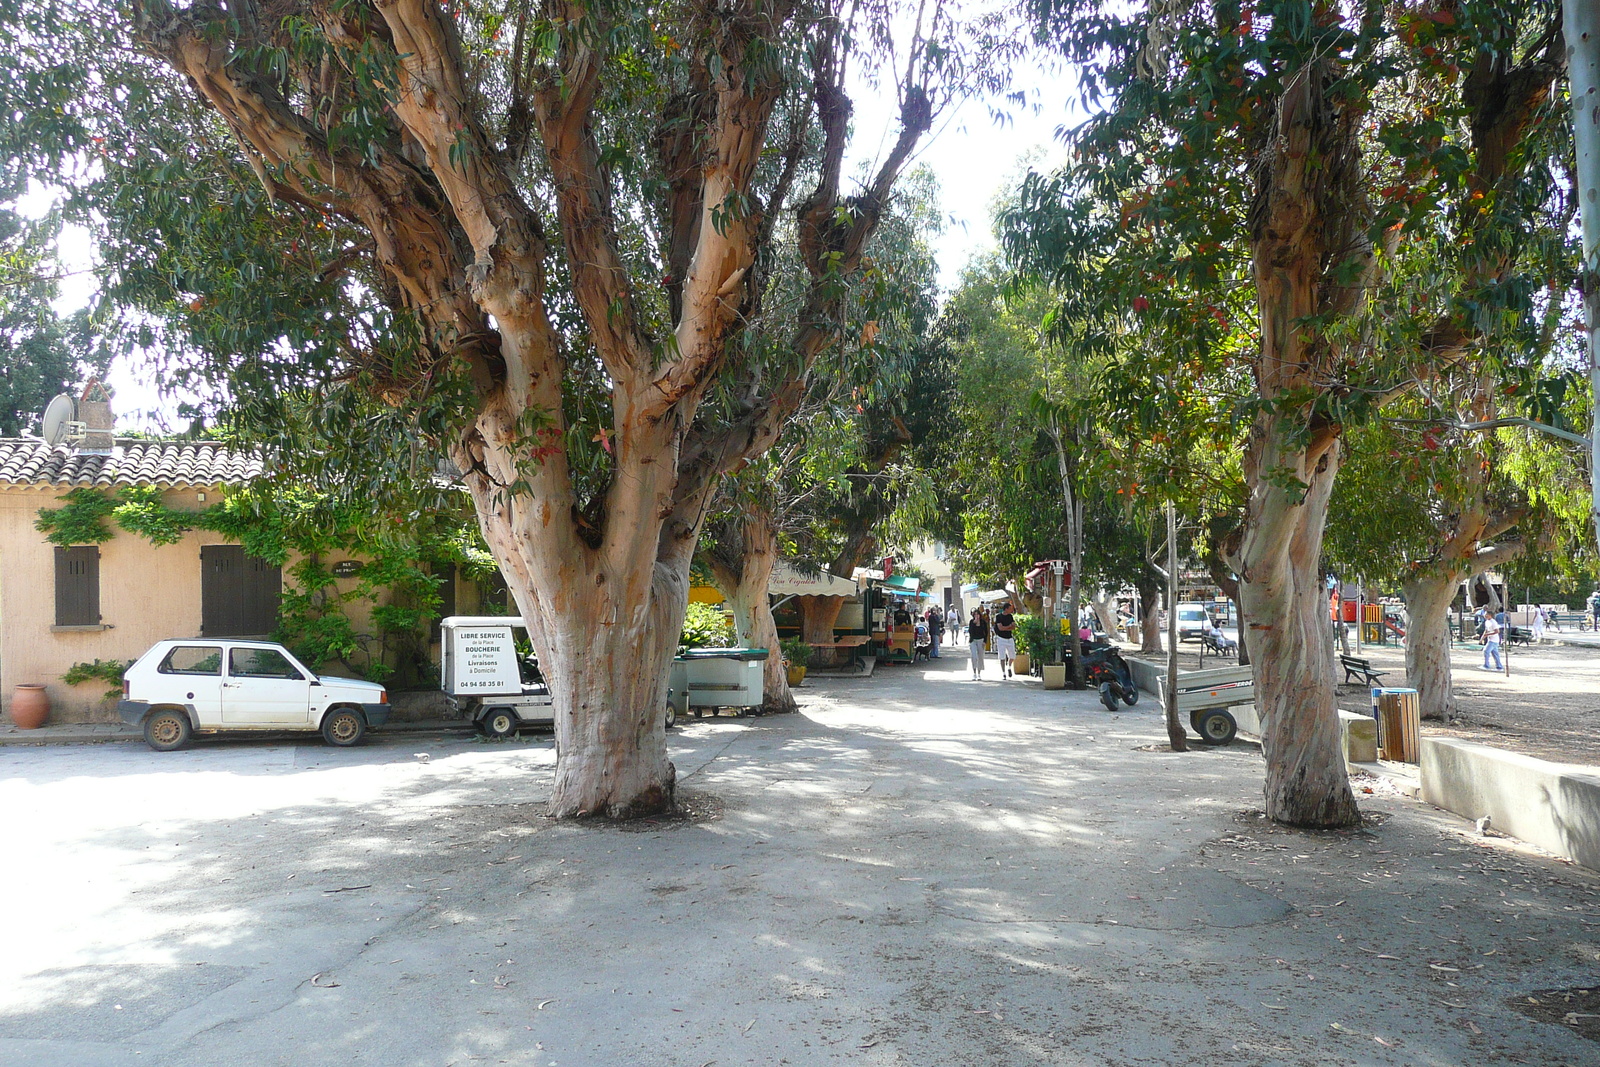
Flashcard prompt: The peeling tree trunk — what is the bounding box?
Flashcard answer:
[708,508,795,715]
[1402,573,1458,722]
[798,595,846,645]
[1240,59,1366,829]
[1138,582,1164,655]
[1237,436,1355,827]
[1089,588,1120,641]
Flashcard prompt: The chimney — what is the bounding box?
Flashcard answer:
[76,379,115,455]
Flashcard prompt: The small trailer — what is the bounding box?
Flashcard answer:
[1164,664,1254,745]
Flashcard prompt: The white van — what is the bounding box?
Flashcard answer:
[1175,603,1210,642]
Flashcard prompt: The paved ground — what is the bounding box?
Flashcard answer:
[3,656,1599,1066]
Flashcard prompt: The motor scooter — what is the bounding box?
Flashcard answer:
[1081,641,1139,712]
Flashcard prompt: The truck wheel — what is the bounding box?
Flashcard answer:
[482,708,518,739]
[144,709,192,752]
[1195,709,1237,746]
[321,708,366,747]
[664,702,677,729]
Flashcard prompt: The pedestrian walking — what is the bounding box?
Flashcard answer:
[966,608,989,680]
[948,608,963,644]
[1531,607,1546,643]
[993,602,1017,678]
[1481,612,1503,671]
[1589,589,1600,631]
[925,605,943,659]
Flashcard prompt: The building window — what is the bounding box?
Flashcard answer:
[54,546,100,626]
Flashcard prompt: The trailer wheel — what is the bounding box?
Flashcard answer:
[1195,708,1237,746]
[664,702,677,729]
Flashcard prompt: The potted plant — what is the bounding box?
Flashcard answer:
[780,637,812,686]
[1038,617,1067,689]
[1012,614,1036,676]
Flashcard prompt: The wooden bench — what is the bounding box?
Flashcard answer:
[1339,655,1387,687]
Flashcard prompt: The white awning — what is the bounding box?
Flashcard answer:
[770,562,856,598]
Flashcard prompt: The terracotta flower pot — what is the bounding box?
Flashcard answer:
[11,684,49,729]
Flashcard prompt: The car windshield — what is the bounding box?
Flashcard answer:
[1178,607,1206,620]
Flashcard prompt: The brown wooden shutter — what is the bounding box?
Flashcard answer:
[55,546,101,626]
[201,545,282,636]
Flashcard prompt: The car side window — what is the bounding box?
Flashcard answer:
[229,648,305,680]
[159,646,223,676]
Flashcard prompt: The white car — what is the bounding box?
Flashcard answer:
[118,639,390,751]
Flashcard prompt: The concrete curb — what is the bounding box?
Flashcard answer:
[0,719,479,746]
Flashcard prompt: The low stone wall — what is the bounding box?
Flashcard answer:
[1421,737,1600,872]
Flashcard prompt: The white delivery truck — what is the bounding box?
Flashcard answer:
[439,616,677,737]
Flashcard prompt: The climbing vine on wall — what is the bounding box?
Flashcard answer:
[36,484,490,686]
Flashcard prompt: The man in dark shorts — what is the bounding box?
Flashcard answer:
[993,602,1017,678]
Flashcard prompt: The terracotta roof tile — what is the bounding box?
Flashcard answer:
[0,439,264,489]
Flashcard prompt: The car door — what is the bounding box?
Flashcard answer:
[156,644,225,725]
[223,646,313,725]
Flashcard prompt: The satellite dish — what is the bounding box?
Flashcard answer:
[42,394,76,446]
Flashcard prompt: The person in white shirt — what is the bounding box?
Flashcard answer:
[1482,614,1503,671]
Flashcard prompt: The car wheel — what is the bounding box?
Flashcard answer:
[1098,682,1119,712]
[1121,684,1139,706]
[1195,709,1237,746]
[144,709,192,752]
[482,707,518,739]
[321,708,366,747]
[664,701,677,729]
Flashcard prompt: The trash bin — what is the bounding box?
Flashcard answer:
[1370,687,1420,763]
[670,647,769,715]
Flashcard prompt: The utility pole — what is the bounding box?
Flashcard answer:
[1565,0,1600,553]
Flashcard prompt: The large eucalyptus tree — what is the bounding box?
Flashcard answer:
[1007,0,1574,827]
[3,0,1003,817]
